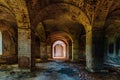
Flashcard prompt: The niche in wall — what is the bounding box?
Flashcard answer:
[52,40,66,59]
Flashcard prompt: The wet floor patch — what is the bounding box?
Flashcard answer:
[58,68,78,76]
[0,61,119,80]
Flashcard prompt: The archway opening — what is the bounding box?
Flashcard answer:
[34,3,92,71]
[52,40,66,59]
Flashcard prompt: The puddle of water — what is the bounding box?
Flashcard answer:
[58,68,78,76]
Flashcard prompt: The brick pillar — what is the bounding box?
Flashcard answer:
[72,40,79,61]
[18,29,31,71]
[47,45,51,59]
[69,45,72,60]
[40,42,48,61]
[85,30,93,72]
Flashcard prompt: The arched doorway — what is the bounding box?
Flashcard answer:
[46,31,72,60]
[52,40,66,59]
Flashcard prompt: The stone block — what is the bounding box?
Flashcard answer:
[18,56,30,69]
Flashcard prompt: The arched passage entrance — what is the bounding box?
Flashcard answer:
[0,4,18,65]
[33,3,93,71]
[52,40,66,59]
[47,31,72,60]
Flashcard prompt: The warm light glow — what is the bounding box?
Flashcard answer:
[0,32,2,55]
[52,40,66,59]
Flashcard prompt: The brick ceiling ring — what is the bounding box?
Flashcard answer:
[33,3,92,32]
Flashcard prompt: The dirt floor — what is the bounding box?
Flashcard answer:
[0,60,119,80]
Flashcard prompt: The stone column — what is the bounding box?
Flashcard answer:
[18,29,31,71]
[69,45,72,60]
[40,42,48,61]
[7,0,34,72]
[85,30,93,72]
[47,45,51,59]
[66,45,69,60]
[72,40,79,61]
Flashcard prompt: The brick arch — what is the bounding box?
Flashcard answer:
[3,0,32,70]
[33,3,91,31]
[0,4,17,28]
[105,8,120,27]
[34,3,92,70]
[35,22,46,42]
[0,4,17,43]
[0,2,18,48]
[52,40,66,59]
[48,31,73,43]
[0,4,17,60]
[47,31,73,60]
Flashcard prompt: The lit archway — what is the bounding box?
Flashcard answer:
[52,40,66,59]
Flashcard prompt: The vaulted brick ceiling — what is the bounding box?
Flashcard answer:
[0,0,120,34]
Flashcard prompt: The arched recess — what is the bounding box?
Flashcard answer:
[47,31,73,61]
[52,40,66,59]
[0,4,18,64]
[3,0,33,70]
[0,26,17,64]
[33,3,92,71]
[34,22,47,61]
